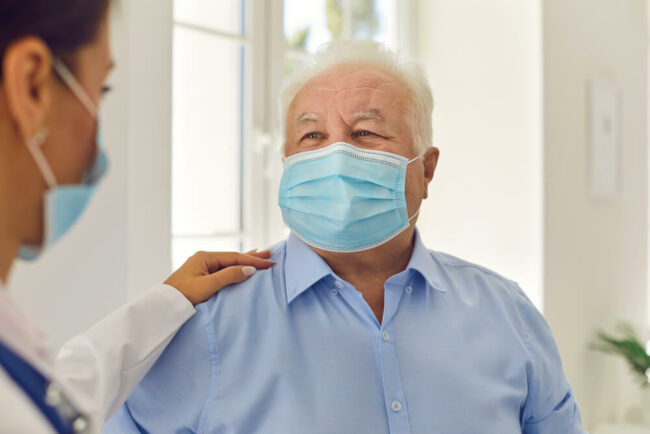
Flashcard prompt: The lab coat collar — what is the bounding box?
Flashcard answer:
[0,283,53,377]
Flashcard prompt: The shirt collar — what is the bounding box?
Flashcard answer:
[284,229,446,305]
[284,233,334,304]
[406,230,446,293]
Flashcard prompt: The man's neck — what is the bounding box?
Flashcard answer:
[313,227,416,285]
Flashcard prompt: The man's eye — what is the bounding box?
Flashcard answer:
[356,130,375,137]
[303,132,321,140]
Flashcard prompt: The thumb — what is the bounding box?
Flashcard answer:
[205,265,258,294]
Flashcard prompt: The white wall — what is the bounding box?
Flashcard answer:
[414,0,543,308]
[9,0,173,350]
[415,0,649,430]
[543,0,648,428]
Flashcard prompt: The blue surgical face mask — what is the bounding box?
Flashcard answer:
[19,58,109,260]
[278,142,421,253]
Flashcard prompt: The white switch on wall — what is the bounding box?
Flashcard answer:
[588,77,620,198]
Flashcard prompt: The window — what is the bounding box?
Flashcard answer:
[284,0,400,57]
[171,0,410,269]
[171,0,246,268]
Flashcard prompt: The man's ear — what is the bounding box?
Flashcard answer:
[422,146,439,199]
[2,37,54,143]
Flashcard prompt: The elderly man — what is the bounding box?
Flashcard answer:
[105,41,584,433]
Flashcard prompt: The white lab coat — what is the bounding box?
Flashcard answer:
[0,283,195,433]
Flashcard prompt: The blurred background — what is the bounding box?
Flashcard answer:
[7,0,649,431]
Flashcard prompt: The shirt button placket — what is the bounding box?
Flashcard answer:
[379,325,411,433]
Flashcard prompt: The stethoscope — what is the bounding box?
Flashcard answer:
[0,341,89,433]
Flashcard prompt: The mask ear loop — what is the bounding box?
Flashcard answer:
[407,148,427,165]
[406,149,426,220]
[52,58,98,119]
[25,127,57,189]
[407,155,421,164]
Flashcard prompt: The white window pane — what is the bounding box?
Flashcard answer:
[284,0,396,53]
[172,236,242,270]
[174,0,243,35]
[351,0,396,45]
[284,0,329,52]
[172,27,242,235]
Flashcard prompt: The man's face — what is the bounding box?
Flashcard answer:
[284,63,437,225]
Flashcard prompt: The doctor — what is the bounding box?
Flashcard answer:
[0,0,274,432]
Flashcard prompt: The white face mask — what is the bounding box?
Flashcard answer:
[19,58,109,260]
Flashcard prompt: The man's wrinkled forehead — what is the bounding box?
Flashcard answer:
[299,65,405,97]
[289,66,409,122]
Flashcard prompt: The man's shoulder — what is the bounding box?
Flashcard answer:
[197,239,289,313]
[429,249,529,303]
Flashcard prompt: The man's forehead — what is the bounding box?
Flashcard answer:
[302,65,401,92]
[292,72,405,116]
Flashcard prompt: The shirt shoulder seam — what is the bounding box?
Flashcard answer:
[196,305,219,433]
[431,250,519,287]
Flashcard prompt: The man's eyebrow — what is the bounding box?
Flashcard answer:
[295,112,320,125]
[353,109,384,122]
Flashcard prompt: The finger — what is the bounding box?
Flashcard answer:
[248,249,272,260]
[245,249,259,254]
[196,251,274,274]
[206,265,259,293]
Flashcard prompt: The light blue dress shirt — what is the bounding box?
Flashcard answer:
[105,231,584,434]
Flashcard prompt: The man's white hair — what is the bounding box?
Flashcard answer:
[280,40,434,155]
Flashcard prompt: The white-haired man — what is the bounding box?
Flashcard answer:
[105,41,584,433]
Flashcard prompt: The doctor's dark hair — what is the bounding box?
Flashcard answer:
[0,0,111,78]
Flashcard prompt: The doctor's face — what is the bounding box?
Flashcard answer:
[17,14,113,247]
[284,64,439,229]
[45,15,113,188]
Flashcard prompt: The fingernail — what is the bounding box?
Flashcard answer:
[242,266,256,276]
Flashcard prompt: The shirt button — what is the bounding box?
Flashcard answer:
[405,286,413,294]
[334,281,344,289]
[331,288,338,296]
[381,330,390,341]
[391,400,402,412]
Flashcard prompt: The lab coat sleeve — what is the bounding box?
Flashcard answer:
[54,283,195,426]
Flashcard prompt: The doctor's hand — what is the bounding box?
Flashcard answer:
[164,250,274,305]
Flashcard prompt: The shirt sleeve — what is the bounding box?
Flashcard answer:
[54,284,195,430]
[517,289,586,433]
